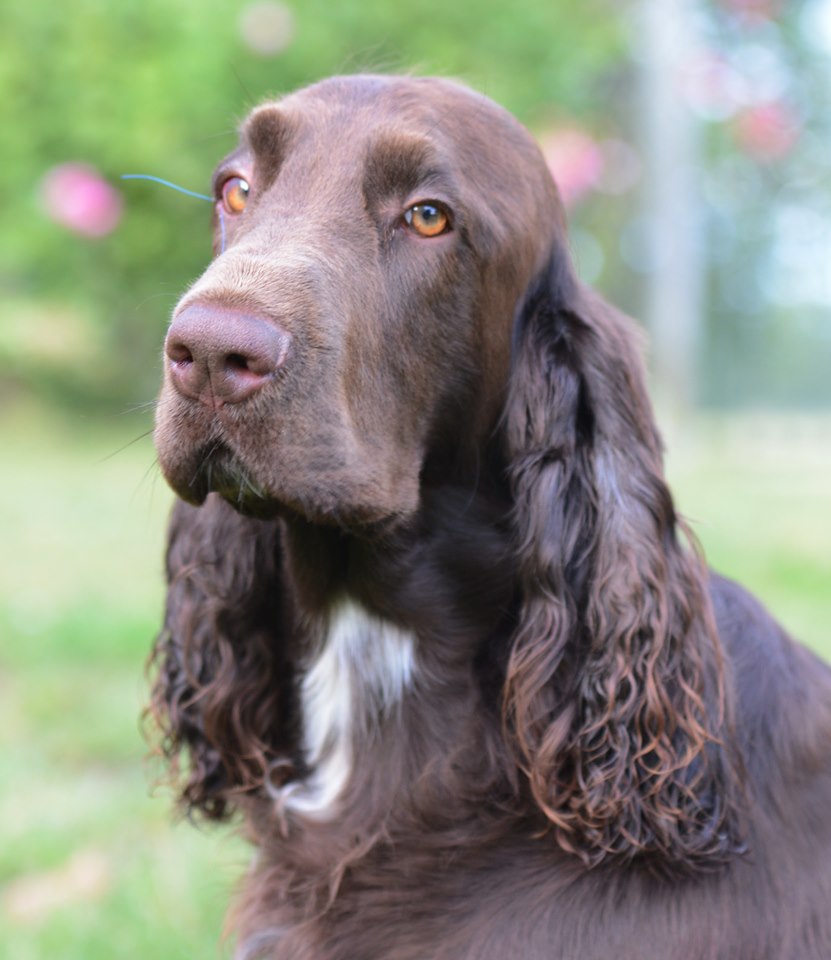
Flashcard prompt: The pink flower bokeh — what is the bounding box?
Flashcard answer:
[719,0,780,25]
[41,163,123,237]
[539,129,604,208]
[733,101,801,161]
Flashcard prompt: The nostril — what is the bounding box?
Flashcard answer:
[166,339,195,365]
[226,352,251,372]
[223,346,287,380]
[219,351,276,392]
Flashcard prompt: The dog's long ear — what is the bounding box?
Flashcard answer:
[148,495,293,819]
[503,244,742,869]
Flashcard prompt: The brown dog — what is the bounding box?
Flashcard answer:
[151,75,831,959]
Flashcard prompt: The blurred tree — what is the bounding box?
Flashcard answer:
[697,0,831,407]
[562,0,831,409]
[0,0,622,408]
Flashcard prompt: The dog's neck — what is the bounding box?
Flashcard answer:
[271,481,516,825]
[281,481,515,640]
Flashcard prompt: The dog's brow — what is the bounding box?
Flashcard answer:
[244,106,295,162]
[363,133,452,198]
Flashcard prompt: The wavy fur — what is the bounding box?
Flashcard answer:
[150,496,293,818]
[503,260,742,867]
[145,75,831,960]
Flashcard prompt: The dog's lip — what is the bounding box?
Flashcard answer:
[183,443,279,516]
[168,441,250,504]
[173,444,307,523]
[167,440,412,532]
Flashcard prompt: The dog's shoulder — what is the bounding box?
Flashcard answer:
[710,571,831,715]
[710,573,831,893]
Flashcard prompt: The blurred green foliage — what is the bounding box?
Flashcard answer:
[0,0,622,407]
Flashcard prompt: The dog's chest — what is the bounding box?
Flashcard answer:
[275,599,416,818]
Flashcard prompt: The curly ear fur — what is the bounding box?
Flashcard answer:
[148,495,293,819]
[503,250,743,869]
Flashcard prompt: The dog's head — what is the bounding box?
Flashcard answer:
[155,75,563,527]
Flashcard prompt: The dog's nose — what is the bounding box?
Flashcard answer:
[165,304,291,406]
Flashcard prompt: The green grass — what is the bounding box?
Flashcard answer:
[1,406,829,958]
[0,406,242,959]
[665,413,831,659]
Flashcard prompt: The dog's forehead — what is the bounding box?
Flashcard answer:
[257,74,501,125]
[232,74,563,262]
[241,74,527,163]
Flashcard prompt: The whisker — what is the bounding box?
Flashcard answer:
[229,63,255,107]
[129,456,165,510]
[185,127,238,147]
[117,399,158,416]
[131,290,180,310]
[100,429,155,463]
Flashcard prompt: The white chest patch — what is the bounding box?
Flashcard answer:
[275,599,416,819]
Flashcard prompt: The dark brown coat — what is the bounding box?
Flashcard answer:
[150,75,831,959]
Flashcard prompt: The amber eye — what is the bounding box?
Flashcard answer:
[220,176,250,214]
[403,202,450,238]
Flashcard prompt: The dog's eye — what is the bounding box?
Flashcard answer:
[220,176,250,215]
[403,202,450,238]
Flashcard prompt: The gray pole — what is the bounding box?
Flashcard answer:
[637,0,704,412]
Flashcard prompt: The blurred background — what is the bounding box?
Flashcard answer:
[1,0,829,955]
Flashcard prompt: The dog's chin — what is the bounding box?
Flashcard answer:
[162,443,414,532]
[161,443,277,517]
[216,488,285,521]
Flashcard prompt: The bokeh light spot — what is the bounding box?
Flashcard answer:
[40,164,123,238]
[539,128,603,208]
[239,2,295,56]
